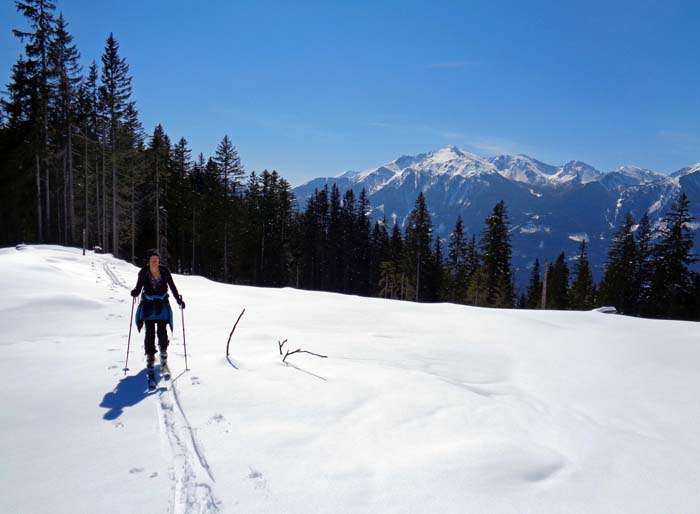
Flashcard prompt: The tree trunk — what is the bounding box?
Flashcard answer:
[191,206,196,274]
[45,157,50,242]
[156,153,160,254]
[36,154,43,242]
[102,142,106,251]
[83,122,89,247]
[130,170,135,264]
[68,117,75,243]
[95,136,100,249]
[111,127,118,257]
[63,151,68,244]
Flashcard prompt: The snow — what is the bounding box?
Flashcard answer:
[520,223,551,234]
[2,245,700,514]
[568,232,590,242]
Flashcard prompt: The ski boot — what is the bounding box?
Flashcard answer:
[160,349,171,381]
[146,354,157,391]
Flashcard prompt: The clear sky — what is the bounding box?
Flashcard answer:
[2,0,699,185]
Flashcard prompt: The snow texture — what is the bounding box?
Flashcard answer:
[1,245,699,514]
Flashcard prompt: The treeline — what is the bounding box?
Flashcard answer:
[2,1,699,321]
[521,193,700,320]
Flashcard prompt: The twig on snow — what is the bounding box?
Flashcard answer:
[225,308,246,357]
[278,339,288,355]
[282,348,328,363]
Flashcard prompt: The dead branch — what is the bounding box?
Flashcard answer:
[283,348,328,363]
[225,308,246,357]
[278,339,288,355]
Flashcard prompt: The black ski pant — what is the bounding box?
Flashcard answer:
[144,320,169,357]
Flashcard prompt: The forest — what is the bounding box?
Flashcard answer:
[2,0,698,320]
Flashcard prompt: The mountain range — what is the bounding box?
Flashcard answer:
[293,146,700,289]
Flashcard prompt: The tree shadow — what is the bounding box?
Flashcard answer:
[100,368,164,420]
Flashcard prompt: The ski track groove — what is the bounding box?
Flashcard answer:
[102,261,128,289]
[159,381,222,514]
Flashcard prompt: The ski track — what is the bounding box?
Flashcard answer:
[102,261,129,289]
[159,382,222,514]
[99,256,222,513]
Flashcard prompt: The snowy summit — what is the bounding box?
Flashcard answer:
[1,245,699,513]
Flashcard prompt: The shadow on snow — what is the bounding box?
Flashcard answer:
[100,368,164,420]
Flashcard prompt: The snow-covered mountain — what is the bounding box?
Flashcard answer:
[2,245,700,513]
[294,147,700,286]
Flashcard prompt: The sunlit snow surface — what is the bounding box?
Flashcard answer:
[1,245,699,514]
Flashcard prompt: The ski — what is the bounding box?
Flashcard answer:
[147,369,157,391]
[161,363,171,381]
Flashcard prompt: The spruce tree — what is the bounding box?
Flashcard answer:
[479,201,513,307]
[214,135,243,281]
[570,240,596,310]
[100,33,132,256]
[525,259,542,309]
[446,215,468,303]
[599,212,637,313]
[13,0,57,242]
[547,252,570,309]
[404,192,433,302]
[651,193,697,319]
[49,13,82,244]
[635,213,654,317]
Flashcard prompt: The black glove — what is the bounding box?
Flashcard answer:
[130,288,139,298]
[178,295,186,309]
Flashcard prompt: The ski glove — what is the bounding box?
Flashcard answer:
[130,288,140,298]
[178,295,186,309]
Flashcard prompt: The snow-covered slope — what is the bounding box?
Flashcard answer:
[1,245,700,514]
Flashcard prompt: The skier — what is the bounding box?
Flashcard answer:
[131,249,185,389]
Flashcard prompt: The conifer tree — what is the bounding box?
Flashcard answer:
[525,259,542,308]
[547,252,570,309]
[404,192,433,302]
[570,240,596,310]
[100,33,132,256]
[214,135,243,281]
[598,212,636,313]
[635,213,654,316]
[479,201,513,307]
[446,215,468,303]
[651,193,697,319]
[13,0,57,242]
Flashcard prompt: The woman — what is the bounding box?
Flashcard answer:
[131,249,185,388]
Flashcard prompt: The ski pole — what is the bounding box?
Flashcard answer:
[180,301,189,371]
[124,297,136,375]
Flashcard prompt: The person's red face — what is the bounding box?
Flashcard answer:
[149,256,160,268]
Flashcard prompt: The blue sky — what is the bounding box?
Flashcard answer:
[2,0,699,185]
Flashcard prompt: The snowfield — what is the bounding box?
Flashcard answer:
[1,245,699,514]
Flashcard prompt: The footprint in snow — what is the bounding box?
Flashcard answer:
[113,421,124,428]
[149,472,158,478]
[191,376,201,385]
[129,467,144,474]
[248,468,263,480]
